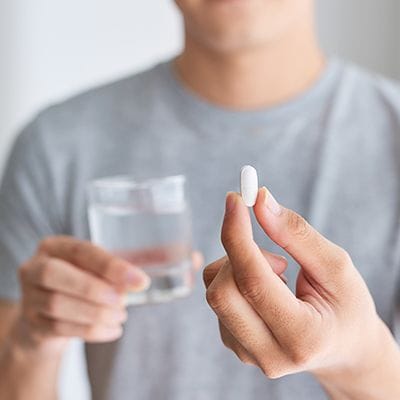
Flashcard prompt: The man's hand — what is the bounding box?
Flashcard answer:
[204,188,400,399]
[15,236,203,350]
[0,236,203,400]
[16,236,152,351]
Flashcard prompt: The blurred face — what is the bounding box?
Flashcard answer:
[175,0,315,52]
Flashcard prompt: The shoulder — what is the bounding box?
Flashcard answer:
[46,60,167,116]
[333,59,400,121]
[19,60,171,149]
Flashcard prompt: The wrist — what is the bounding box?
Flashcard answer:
[9,316,67,363]
[0,317,65,400]
[313,318,400,399]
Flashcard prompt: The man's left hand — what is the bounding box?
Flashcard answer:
[204,188,400,399]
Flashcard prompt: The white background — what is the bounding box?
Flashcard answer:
[1,1,400,399]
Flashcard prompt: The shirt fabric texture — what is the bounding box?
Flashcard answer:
[1,58,400,399]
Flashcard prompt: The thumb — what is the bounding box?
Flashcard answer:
[253,187,352,285]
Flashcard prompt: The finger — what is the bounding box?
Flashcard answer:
[218,320,257,366]
[203,257,228,289]
[203,250,288,289]
[206,260,286,368]
[221,192,301,332]
[21,256,125,306]
[39,236,150,290]
[280,274,288,285]
[33,315,123,343]
[28,287,127,327]
[253,187,353,285]
[261,249,288,275]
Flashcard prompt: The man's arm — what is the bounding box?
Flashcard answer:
[0,237,202,400]
[0,236,150,400]
[0,301,64,400]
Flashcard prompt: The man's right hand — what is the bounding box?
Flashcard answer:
[1,236,202,399]
[15,235,150,351]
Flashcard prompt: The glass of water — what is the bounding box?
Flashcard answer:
[87,175,194,305]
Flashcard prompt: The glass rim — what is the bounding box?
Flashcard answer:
[88,174,186,191]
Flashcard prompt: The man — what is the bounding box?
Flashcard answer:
[0,0,399,398]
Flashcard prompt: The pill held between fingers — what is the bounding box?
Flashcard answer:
[240,165,258,207]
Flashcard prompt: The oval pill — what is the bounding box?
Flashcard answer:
[240,165,258,207]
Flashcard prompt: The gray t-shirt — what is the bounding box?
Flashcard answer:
[1,58,400,399]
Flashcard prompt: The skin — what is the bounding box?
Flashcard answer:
[174,2,400,395]
[174,0,324,109]
[204,189,400,398]
[0,237,202,399]
[1,0,398,399]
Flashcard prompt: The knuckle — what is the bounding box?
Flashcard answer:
[23,308,37,324]
[202,266,214,287]
[79,279,95,299]
[19,257,43,286]
[237,275,266,305]
[203,267,211,285]
[236,351,255,366]
[45,293,61,315]
[287,347,312,367]
[18,262,30,282]
[101,257,116,277]
[220,333,233,351]
[65,239,92,267]
[259,361,284,380]
[84,325,102,341]
[37,259,53,286]
[285,332,320,367]
[92,307,108,323]
[287,212,310,241]
[241,357,255,366]
[334,248,352,271]
[323,247,353,276]
[203,259,227,287]
[69,240,88,261]
[48,319,63,335]
[219,324,234,351]
[19,259,30,272]
[38,237,53,254]
[206,287,229,314]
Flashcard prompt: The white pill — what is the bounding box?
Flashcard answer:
[240,165,258,207]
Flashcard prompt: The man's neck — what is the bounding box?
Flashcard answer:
[174,23,325,110]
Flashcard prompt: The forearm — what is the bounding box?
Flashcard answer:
[314,321,400,400]
[0,319,64,400]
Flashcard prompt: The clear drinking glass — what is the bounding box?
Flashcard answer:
[87,175,194,305]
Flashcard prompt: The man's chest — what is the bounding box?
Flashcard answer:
[71,124,400,325]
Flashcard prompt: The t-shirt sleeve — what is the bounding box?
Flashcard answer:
[0,116,62,301]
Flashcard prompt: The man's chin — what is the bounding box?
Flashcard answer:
[190,25,276,54]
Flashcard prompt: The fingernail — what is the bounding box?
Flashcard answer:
[126,268,151,291]
[225,192,236,214]
[261,187,282,216]
[272,253,287,264]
